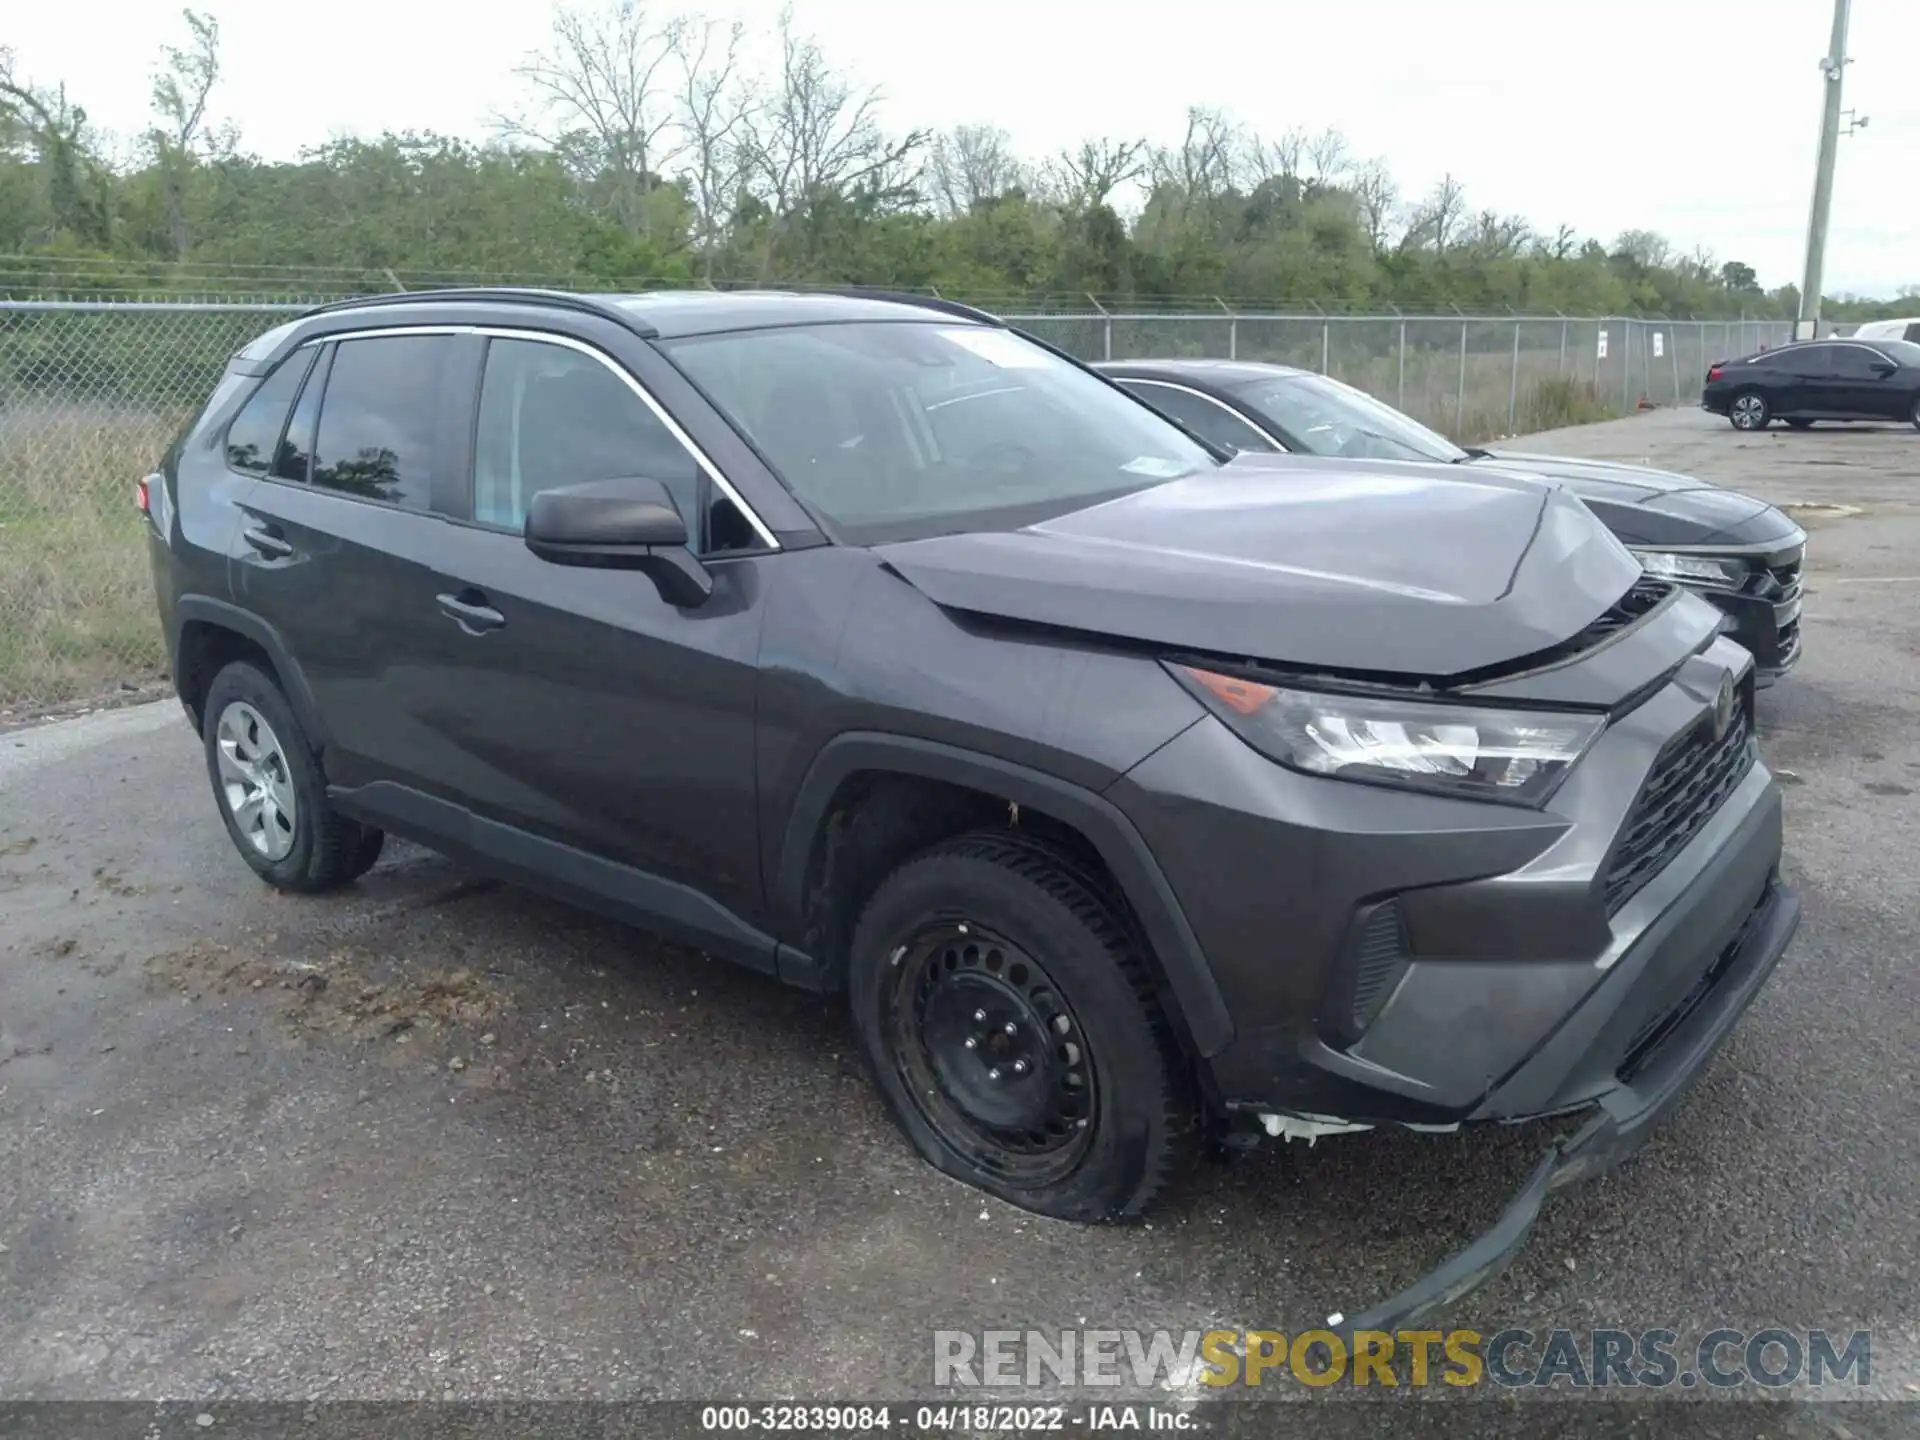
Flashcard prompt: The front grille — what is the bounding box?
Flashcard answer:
[1617,880,1774,1081]
[1602,687,1757,914]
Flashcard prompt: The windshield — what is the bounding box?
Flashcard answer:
[1234,373,1468,464]
[663,323,1216,542]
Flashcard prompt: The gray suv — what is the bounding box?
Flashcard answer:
[144,288,1799,1332]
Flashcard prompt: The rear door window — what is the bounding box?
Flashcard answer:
[224,350,316,475]
[309,335,450,509]
[272,346,331,483]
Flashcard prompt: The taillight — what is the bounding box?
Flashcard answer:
[136,474,153,514]
[1705,364,1725,383]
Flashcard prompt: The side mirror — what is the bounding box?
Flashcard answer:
[525,477,713,607]
[1870,361,1897,377]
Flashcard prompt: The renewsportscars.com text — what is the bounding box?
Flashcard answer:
[933,1327,1872,1390]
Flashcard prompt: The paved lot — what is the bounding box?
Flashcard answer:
[3,406,1918,1429]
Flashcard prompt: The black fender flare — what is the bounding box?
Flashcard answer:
[774,732,1234,1057]
[172,595,330,751]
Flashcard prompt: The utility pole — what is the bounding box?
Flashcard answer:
[1795,0,1852,340]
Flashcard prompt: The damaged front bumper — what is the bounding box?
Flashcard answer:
[1328,875,1799,1342]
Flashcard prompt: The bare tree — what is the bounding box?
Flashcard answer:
[1302,125,1350,189]
[146,9,229,257]
[1349,158,1399,251]
[1149,106,1240,204]
[1405,172,1468,253]
[1042,135,1147,210]
[1538,222,1579,261]
[735,8,925,277]
[926,124,1025,217]
[1242,126,1307,186]
[667,14,750,278]
[503,0,682,237]
[1466,209,1530,259]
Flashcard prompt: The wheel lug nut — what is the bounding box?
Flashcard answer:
[1012,1060,1028,1075]
[963,1037,977,1049]
[1003,1022,1017,1036]
[988,1067,1002,1081]
[973,1010,987,1023]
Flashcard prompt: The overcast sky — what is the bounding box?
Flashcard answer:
[9,0,1915,297]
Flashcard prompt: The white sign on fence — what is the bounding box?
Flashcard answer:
[1653,332,1665,358]
[1597,329,1609,359]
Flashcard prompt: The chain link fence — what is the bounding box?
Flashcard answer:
[0,300,1793,717]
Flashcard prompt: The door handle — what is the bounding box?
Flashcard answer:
[436,591,506,634]
[241,524,293,559]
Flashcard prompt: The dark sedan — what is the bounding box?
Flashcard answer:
[1702,337,1920,432]
[1098,358,1807,685]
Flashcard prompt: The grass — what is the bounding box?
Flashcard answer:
[0,349,1636,715]
[0,404,181,713]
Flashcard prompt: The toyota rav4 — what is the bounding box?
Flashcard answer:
[144,288,1800,1332]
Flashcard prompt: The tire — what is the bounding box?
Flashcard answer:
[1729,390,1770,431]
[1910,395,1920,432]
[1785,418,1814,430]
[201,661,378,892]
[350,826,387,879]
[849,830,1197,1222]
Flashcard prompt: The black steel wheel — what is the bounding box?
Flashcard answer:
[884,920,1097,1187]
[850,831,1195,1221]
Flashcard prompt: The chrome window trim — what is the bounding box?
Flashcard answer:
[1118,377,1289,451]
[297,324,780,550]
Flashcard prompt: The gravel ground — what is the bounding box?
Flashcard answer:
[2,406,1917,1435]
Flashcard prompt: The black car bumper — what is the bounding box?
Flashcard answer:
[1333,873,1797,1340]
[1695,538,1805,684]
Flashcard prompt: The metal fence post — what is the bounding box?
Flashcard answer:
[1623,319,1633,411]
[1215,296,1236,361]
[1508,321,1521,431]
[1456,320,1468,434]
[1087,293,1111,362]
[1558,315,1568,377]
[1320,319,1330,375]
[1397,318,1407,410]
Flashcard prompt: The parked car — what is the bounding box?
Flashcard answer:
[1850,317,1920,344]
[1100,359,1806,684]
[146,288,1799,1333]
[1701,337,1920,432]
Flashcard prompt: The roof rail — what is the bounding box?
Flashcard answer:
[300,287,658,337]
[813,287,1005,327]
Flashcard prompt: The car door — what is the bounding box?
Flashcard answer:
[1114,379,1281,454]
[1829,344,1905,419]
[1777,343,1839,415]
[231,330,479,797]
[416,331,773,953]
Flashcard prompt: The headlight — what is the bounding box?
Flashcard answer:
[1168,664,1605,806]
[1632,550,1747,589]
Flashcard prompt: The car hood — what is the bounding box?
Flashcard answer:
[1471,450,1788,547]
[874,454,1644,679]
